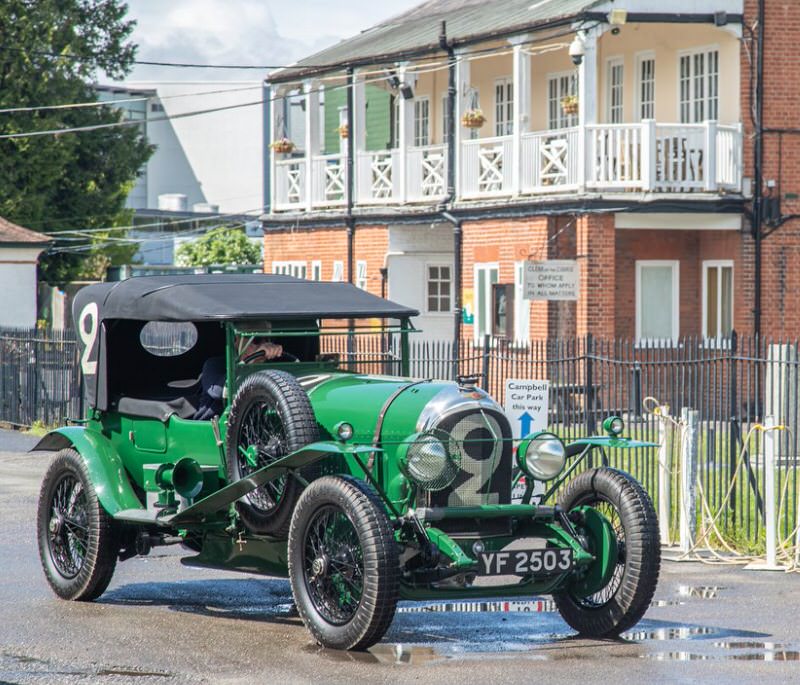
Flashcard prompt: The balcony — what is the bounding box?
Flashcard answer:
[273,120,742,211]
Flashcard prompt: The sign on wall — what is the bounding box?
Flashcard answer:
[523,260,579,301]
[504,379,550,439]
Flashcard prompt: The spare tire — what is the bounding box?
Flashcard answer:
[225,370,319,537]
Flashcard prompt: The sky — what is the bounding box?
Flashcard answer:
[119,0,422,83]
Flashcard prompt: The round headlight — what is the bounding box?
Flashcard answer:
[603,415,624,436]
[334,421,354,441]
[399,431,459,491]
[517,432,566,481]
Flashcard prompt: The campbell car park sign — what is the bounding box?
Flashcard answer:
[523,260,579,301]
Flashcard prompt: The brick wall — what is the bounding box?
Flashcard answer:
[576,214,615,339]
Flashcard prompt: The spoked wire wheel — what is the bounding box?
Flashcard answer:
[37,448,119,601]
[225,370,319,537]
[553,467,660,637]
[288,476,399,650]
[303,505,365,625]
[47,474,90,579]
[236,398,289,513]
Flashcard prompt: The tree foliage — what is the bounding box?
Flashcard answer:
[0,0,153,284]
[175,226,261,267]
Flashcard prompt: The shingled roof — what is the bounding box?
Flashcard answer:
[268,0,600,83]
[0,216,52,245]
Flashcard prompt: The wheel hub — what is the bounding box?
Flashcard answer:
[49,515,63,537]
[311,555,329,578]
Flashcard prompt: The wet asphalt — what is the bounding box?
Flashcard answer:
[2,429,800,684]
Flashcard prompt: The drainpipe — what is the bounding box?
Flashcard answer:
[346,67,356,284]
[439,22,462,376]
[752,0,765,337]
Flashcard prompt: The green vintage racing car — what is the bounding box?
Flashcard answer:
[34,274,660,650]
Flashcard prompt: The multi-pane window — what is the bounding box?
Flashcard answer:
[703,261,733,339]
[607,58,624,123]
[474,263,499,341]
[636,261,679,343]
[332,260,344,282]
[414,97,430,147]
[356,260,368,290]
[636,53,656,120]
[272,261,307,278]
[492,284,514,338]
[426,265,451,313]
[547,73,578,129]
[311,260,322,281]
[494,77,513,136]
[680,48,719,123]
[441,94,449,144]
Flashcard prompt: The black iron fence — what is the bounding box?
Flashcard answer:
[2,327,797,549]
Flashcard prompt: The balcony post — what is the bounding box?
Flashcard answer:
[577,28,600,192]
[268,86,280,213]
[352,71,367,202]
[454,49,471,200]
[303,80,320,211]
[397,65,416,203]
[641,119,657,191]
[704,120,718,192]
[511,39,531,196]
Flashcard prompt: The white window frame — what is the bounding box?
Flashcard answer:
[356,260,368,290]
[473,262,499,343]
[547,71,578,130]
[635,260,680,345]
[414,96,430,147]
[494,76,513,137]
[332,260,344,282]
[272,260,307,278]
[425,263,452,315]
[606,57,624,124]
[514,261,531,345]
[702,260,734,342]
[311,260,322,281]
[678,45,719,123]
[635,51,655,121]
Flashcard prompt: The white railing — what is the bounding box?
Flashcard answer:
[461,136,515,198]
[521,128,579,193]
[311,154,346,207]
[274,158,306,210]
[272,121,743,211]
[407,145,447,201]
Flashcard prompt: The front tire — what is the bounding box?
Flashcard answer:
[37,448,119,601]
[288,476,399,651]
[553,467,660,637]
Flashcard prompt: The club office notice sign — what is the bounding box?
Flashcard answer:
[523,260,580,301]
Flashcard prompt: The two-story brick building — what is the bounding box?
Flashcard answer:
[262,0,797,345]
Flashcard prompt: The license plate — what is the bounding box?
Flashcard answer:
[478,548,574,576]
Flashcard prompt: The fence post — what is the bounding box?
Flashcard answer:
[480,334,492,391]
[583,333,594,438]
[657,405,672,545]
[728,330,738,523]
[679,407,699,553]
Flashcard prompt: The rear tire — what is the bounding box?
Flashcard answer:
[288,476,399,650]
[37,448,119,601]
[226,370,319,537]
[553,467,660,637]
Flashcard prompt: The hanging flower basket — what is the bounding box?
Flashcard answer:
[461,108,486,129]
[337,123,349,139]
[561,95,579,115]
[270,138,295,154]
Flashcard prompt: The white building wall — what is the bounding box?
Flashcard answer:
[125,81,265,215]
[0,247,44,328]
[387,224,454,341]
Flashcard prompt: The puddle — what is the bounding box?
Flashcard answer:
[643,650,800,662]
[97,668,173,678]
[677,585,726,599]
[397,599,557,614]
[649,599,684,607]
[714,641,785,650]
[622,626,716,641]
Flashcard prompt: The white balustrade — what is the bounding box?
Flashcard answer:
[271,120,742,211]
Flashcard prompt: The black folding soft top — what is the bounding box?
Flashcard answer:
[72,273,419,323]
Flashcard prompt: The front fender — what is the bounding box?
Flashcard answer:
[31,427,142,516]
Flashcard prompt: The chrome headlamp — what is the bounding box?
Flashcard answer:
[517,431,566,481]
[397,430,459,491]
[603,415,624,436]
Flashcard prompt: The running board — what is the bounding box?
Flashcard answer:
[114,442,376,528]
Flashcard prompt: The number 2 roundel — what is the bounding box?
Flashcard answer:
[78,302,99,376]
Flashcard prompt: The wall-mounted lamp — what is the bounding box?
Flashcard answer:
[399,82,415,100]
